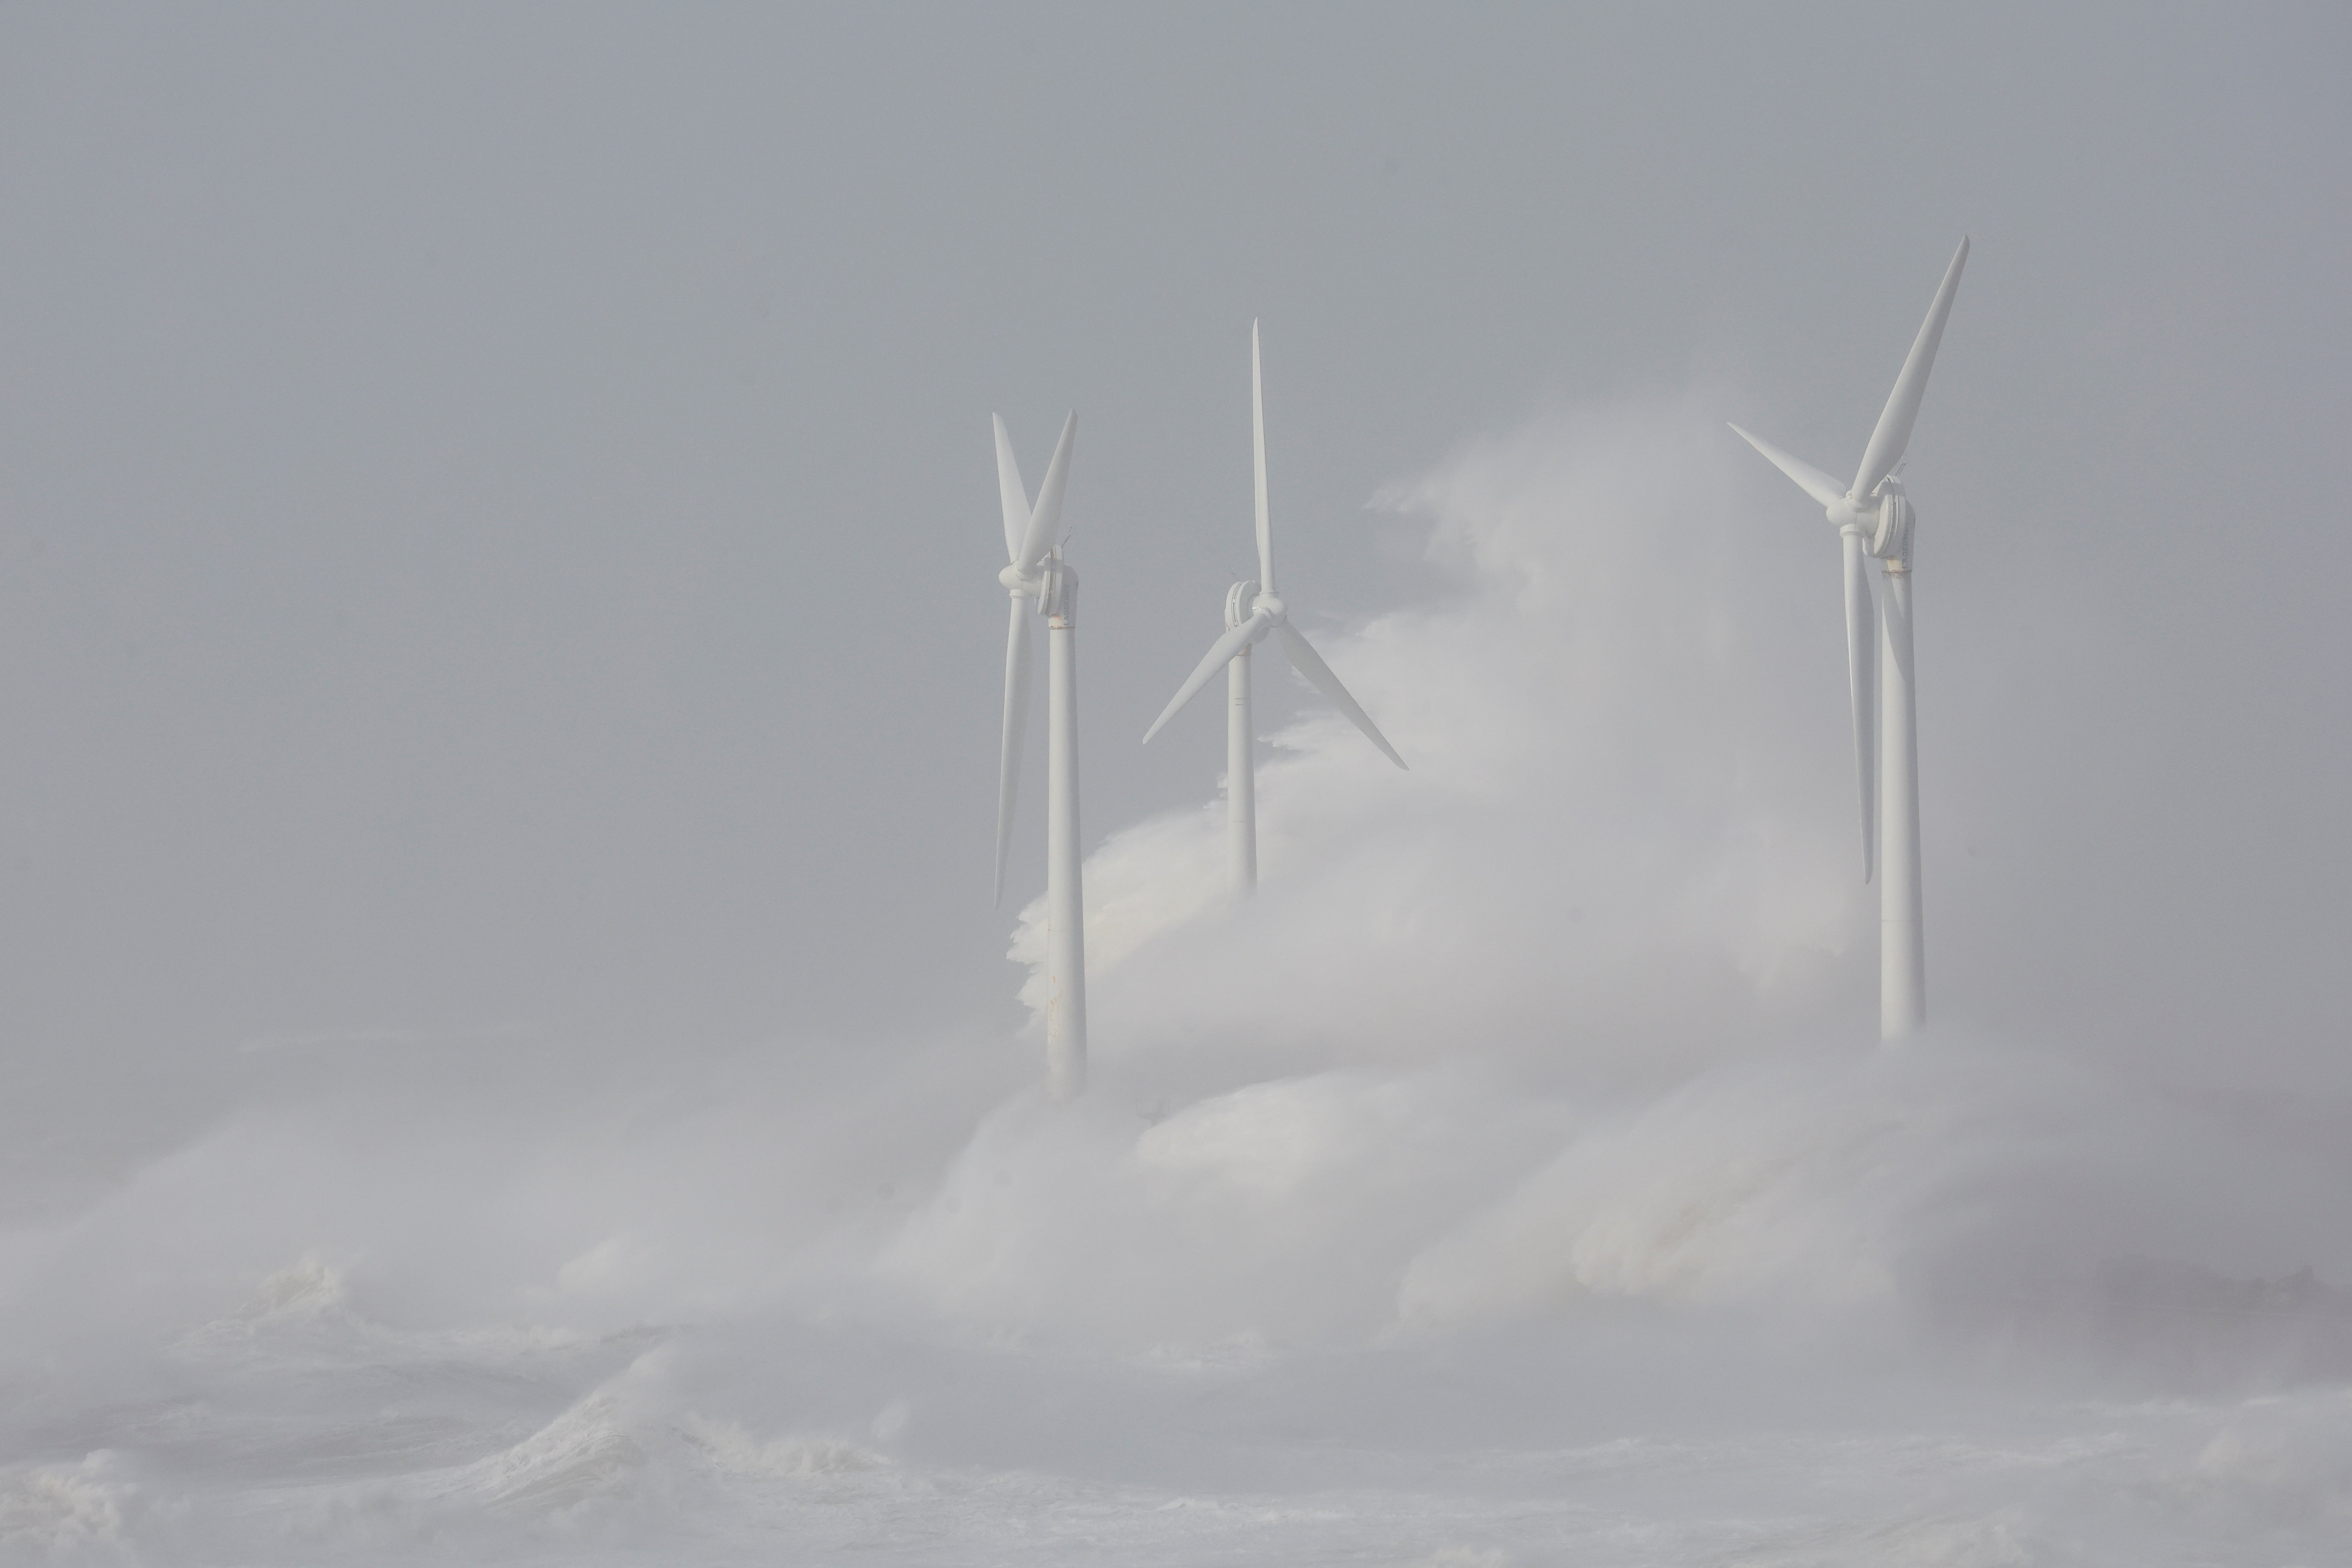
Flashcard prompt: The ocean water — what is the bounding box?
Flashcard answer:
[4,1040,2349,1565]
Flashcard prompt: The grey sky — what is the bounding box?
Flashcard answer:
[0,1,2346,1124]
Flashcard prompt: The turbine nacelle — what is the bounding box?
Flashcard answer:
[999,556,1077,616]
[1038,554,1076,619]
[1223,579,1256,629]
[1224,580,1282,635]
[1871,484,1914,565]
[1832,478,1914,563]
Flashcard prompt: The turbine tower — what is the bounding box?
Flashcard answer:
[1731,237,1969,1041]
[991,412,1087,1098]
[1142,322,1405,892]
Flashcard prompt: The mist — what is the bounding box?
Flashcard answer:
[3,3,2350,1563]
[7,396,2350,1562]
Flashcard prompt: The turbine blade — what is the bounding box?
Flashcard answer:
[1275,621,1406,769]
[994,597,1034,905]
[993,415,1031,564]
[1142,613,1268,745]
[1729,424,1847,511]
[1844,533,1876,884]
[1015,412,1077,575]
[1851,237,1970,500]
[1252,321,1274,594]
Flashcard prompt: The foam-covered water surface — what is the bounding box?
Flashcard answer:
[5,1084,2346,1568]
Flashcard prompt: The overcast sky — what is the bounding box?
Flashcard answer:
[0,4,2346,1140]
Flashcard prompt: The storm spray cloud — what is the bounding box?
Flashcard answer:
[981,396,2352,1352]
[1017,396,1859,1082]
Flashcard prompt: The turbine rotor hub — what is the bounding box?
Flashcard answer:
[1250,591,1287,627]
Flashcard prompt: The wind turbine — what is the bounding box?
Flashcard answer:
[1141,322,1405,893]
[991,411,1087,1098]
[1731,237,1969,1042]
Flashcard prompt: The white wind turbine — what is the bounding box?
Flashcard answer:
[991,411,1087,1098]
[1142,322,1405,892]
[1731,237,1969,1041]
